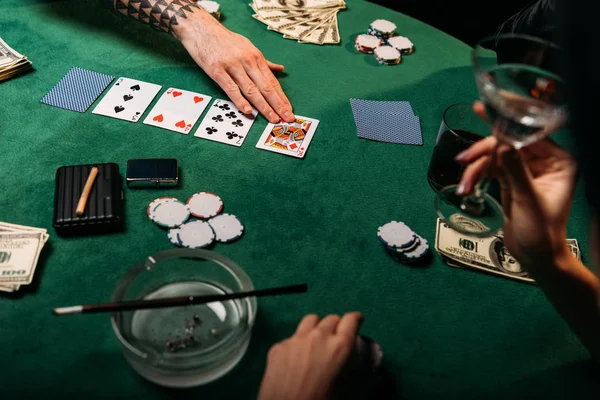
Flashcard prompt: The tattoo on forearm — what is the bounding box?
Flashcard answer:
[112,0,202,37]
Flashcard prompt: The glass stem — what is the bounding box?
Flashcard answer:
[460,140,499,216]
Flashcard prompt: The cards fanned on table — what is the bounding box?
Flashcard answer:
[144,88,212,134]
[256,116,319,158]
[0,37,32,82]
[194,99,258,146]
[434,218,582,284]
[350,99,423,145]
[250,0,346,45]
[93,77,161,122]
[41,67,114,113]
[0,222,49,293]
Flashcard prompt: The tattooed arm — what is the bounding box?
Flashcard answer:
[103,0,294,123]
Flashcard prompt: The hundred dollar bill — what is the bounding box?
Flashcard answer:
[0,37,32,81]
[0,231,44,285]
[0,37,24,67]
[435,218,582,284]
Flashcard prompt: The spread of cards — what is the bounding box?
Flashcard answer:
[40,67,320,159]
[0,222,49,293]
[250,0,346,45]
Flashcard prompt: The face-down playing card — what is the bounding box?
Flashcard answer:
[40,67,114,113]
[194,99,258,146]
[255,116,320,158]
[143,88,211,134]
[92,77,161,122]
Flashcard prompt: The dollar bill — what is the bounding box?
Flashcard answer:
[0,37,32,81]
[0,222,48,292]
[435,218,582,284]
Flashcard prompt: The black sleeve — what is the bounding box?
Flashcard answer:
[560,1,600,212]
[498,0,558,43]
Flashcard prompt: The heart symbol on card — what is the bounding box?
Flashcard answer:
[172,91,183,98]
[123,94,133,101]
[193,96,203,103]
[153,114,164,122]
[175,120,186,128]
[114,106,125,113]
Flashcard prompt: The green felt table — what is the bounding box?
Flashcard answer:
[0,0,598,398]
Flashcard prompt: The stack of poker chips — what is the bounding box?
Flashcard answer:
[354,19,414,66]
[196,0,221,20]
[148,192,244,248]
[377,221,430,264]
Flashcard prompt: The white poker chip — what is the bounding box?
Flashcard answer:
[370,19,397,35]
[374,46,401,62]
[387,36,414,54]
[355,34,382,53]
[377,221,415,249]
[394,235,420,253]
[355,335,383,370]
[398,234,429,260]
[148,197,190,228]
[208,213,244,243]
[168,228,182,247]
[186,192,223,219]
[177,220,215,249]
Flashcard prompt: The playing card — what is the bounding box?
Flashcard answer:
[143,88,211,134]
[350,99,422,145]
[92,77,161,122]
[41,67,114,113]
[255,116,319,158]
[194,99,258,147]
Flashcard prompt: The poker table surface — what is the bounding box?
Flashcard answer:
[1,0,598,398]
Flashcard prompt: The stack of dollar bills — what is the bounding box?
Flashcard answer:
[0,37,32,82]
[0,222,49,293]
[435,218,581,284]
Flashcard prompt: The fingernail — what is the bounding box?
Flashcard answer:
[455,149,469,162]
[243,106,252,114]
[284,111,295,122]
[268,112,278,122]
[456,182,466,195]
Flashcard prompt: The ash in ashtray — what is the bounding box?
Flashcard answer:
[165,313,202,353]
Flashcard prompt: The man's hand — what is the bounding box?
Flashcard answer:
[455,102,578,271]
[176,10,294,123]
[258,312,364,400]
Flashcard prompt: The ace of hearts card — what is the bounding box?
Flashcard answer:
[143,88,212,134]
[255,116,320,158]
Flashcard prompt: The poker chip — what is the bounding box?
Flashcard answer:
[208,213,244,243]
[168,228,182,247]
[374,46,401,65]
[377,221,415,249]
[148,197,190,228]
[196,0,221,19]
[355,34,382,54]
[387,36,414,55]
[177,220,215,249]
[369,19,397,40]
[394,234,430,261]
[186,192,223,219]
[355,335,383,370]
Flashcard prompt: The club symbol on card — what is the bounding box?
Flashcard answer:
[225,112,237,119]
[153,114,164,122]
[216,104,230,110]
[212,115,223,122]
[171,91,182,98]
[175,120,186,129]
[232,120,244,127]
[130,84,140,91]
[206,127,217,135]
[114,106,125,113]
[226,132,239,140]
[123,94,133,101]
[193,96,203,103]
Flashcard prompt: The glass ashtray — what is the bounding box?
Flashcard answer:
[110,249,257,388]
